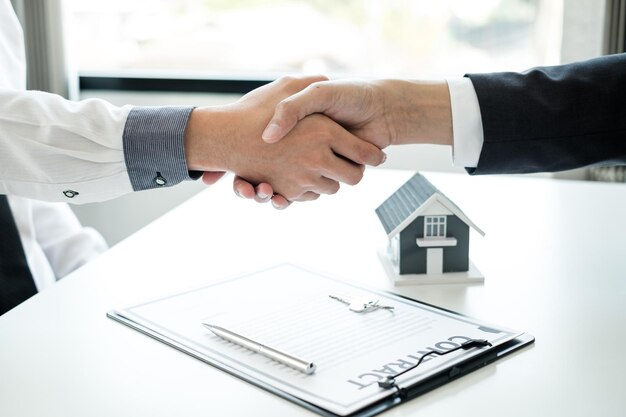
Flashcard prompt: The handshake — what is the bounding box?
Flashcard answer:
[185,75,454,209]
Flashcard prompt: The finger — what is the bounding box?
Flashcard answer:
[233,176,256,199]
[262,83,334,143]
[310,176,341,195]
[329,128,387,167]
[202,171,226,185]
[291,192,320,202]
[318,156,366,187]
[271,194,291,210]
[254,183,274,203]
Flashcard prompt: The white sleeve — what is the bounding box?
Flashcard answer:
[446,78,484,168]
[30,199,107,279]
[0,89,135,203]
[9,196,108,287]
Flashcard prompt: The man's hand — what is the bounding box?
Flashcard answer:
[262,79,393,149]
[235,78,453,208]
[184,76,386,202]
[262,79,453,147]
[229,113,379,201]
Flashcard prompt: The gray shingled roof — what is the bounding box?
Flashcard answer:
[375,172,438,235]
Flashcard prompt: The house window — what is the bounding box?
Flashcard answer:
[424,216,446,238]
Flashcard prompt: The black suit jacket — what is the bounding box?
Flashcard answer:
[466,53,626,174]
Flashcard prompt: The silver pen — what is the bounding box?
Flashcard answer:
[202,323,317,375]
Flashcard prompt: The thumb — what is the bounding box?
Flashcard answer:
[262,83,332,143]
[261,98,303,143]
[261,117,294,144]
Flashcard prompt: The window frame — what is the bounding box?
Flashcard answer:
[424,216,447,238]
[79,74,270,95]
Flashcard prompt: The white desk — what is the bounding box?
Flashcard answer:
[1,170,625,416]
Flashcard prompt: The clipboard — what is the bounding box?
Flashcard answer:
[107,264,534,417]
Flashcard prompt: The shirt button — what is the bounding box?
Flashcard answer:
[154,172,167,186]
[63,190,79,198]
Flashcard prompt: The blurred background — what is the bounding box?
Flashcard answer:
[9,0,624,245]
[67,0,562,78]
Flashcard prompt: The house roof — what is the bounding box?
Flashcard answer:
[375,172,484,238]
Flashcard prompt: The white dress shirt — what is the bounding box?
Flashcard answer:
[447,78,484,169]
[1,0,196,292]
[0,0,107,291]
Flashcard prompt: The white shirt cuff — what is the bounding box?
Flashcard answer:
[446,78,484,168]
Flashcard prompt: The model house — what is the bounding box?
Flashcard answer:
[375,173,484,282]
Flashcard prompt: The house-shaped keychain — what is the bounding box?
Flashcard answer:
[375,172,484,285]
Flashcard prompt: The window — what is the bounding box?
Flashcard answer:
[424,216,447,238]
[64,0,563,81]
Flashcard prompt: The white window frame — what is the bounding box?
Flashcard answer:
[424,216,447,238]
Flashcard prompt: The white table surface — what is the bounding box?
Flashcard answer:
[1,169,625,417]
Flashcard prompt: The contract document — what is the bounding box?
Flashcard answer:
[108,264,533,416]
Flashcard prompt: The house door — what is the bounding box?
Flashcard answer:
[426,248,443,274]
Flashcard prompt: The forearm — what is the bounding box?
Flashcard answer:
[184,106,239,173]
[377,79,453,147]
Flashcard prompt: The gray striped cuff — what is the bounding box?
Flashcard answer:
[123,106,198,191]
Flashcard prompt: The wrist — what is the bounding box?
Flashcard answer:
[380,80,453,146]
[184,106,238,172]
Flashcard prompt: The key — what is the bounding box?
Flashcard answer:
[328,294,394,313]
[328,294,368,312]
[360,299,395,313]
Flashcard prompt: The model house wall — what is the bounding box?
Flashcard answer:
[376,173,483,278]
[397,215,470,275]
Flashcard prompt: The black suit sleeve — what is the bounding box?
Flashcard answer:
[465,53,626,174]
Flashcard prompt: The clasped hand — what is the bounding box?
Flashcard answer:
[184,76,387,207]
[224,77,453,208]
